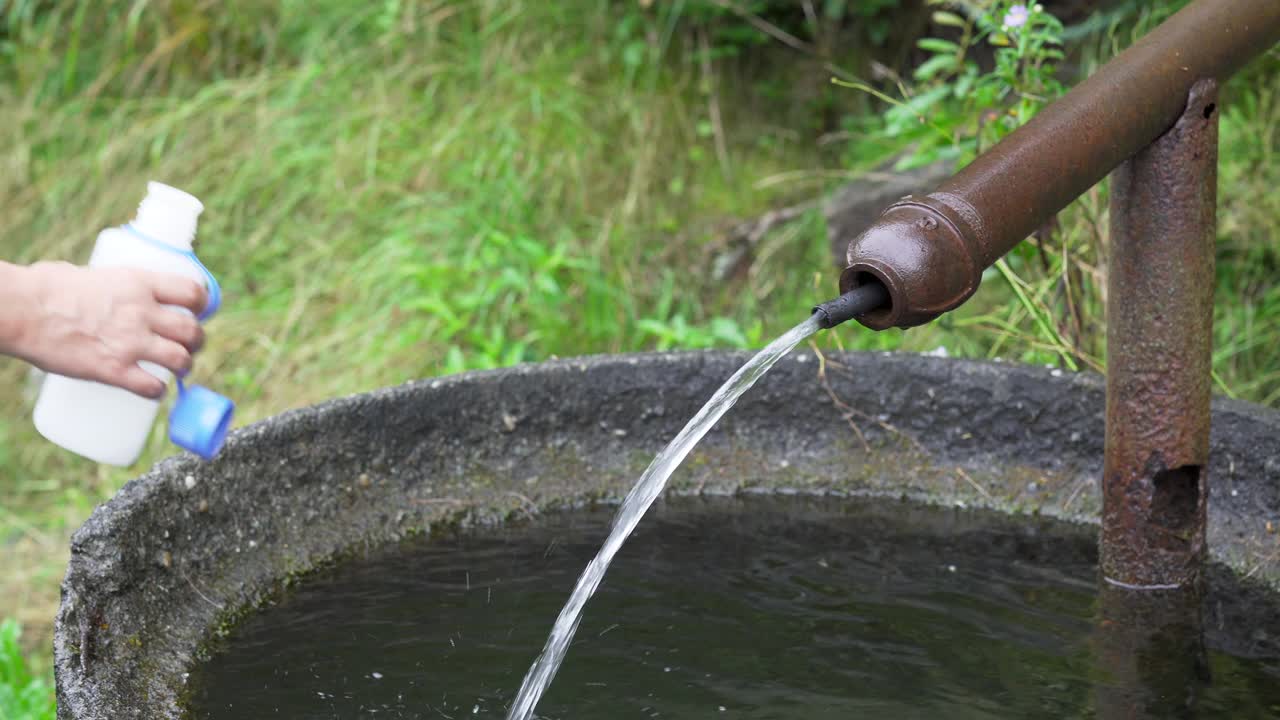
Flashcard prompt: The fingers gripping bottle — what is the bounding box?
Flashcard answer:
[32,182,235,467]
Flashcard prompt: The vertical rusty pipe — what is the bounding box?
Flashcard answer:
[1092,582,1209,719]
[1101,80,1218,589]
[836,0,1280,330]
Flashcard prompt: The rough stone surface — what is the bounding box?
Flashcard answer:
[53,351,1280,719]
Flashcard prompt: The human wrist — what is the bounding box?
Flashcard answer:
[0,261,40,357]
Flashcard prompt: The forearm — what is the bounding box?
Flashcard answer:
[0,261,36,358]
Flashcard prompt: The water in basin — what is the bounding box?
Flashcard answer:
[184,495,1280,718]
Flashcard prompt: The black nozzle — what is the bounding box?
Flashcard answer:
[812,281,889,330]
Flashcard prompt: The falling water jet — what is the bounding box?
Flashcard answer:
[503,282,886,720]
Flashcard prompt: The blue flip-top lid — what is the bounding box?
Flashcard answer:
[126,222,235,460]
[169,380,235,460]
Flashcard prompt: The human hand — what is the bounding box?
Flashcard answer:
[0,261,209,398]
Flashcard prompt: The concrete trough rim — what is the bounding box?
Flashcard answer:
[52,350,1280,719]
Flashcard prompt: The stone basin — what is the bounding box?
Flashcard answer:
[51,351,1280,718]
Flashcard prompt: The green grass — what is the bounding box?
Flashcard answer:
[0,1,859,514]
[0,619,55,720]
[1,0,1277,712]
[0,0,893,666]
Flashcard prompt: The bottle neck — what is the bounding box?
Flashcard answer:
[131,182,203,250]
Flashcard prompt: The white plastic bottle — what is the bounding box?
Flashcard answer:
[33,182,212,467]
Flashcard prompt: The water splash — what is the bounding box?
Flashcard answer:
[505,314,823,720]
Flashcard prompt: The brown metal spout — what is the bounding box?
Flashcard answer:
[839,0,1280,330]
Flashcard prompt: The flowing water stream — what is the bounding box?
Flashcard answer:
[504,314,823,720]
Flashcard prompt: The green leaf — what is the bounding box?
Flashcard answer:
[914,54,958,81]
[931,11,967,28]
[902,83,950,114]
[917,38,960,54]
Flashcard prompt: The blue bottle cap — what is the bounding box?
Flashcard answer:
[169,380,235,460]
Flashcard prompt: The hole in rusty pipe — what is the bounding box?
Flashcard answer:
[1150,465,1202,535]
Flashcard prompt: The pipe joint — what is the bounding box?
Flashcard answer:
[838,196,985,330]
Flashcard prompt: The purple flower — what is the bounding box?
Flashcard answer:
[1003,4,1029,29]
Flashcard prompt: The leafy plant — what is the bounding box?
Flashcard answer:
[837,1,1067,170]
[830,3,1098,369]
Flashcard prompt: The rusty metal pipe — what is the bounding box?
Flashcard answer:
[1100,80,1218,589]
[837,0,1280,330]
